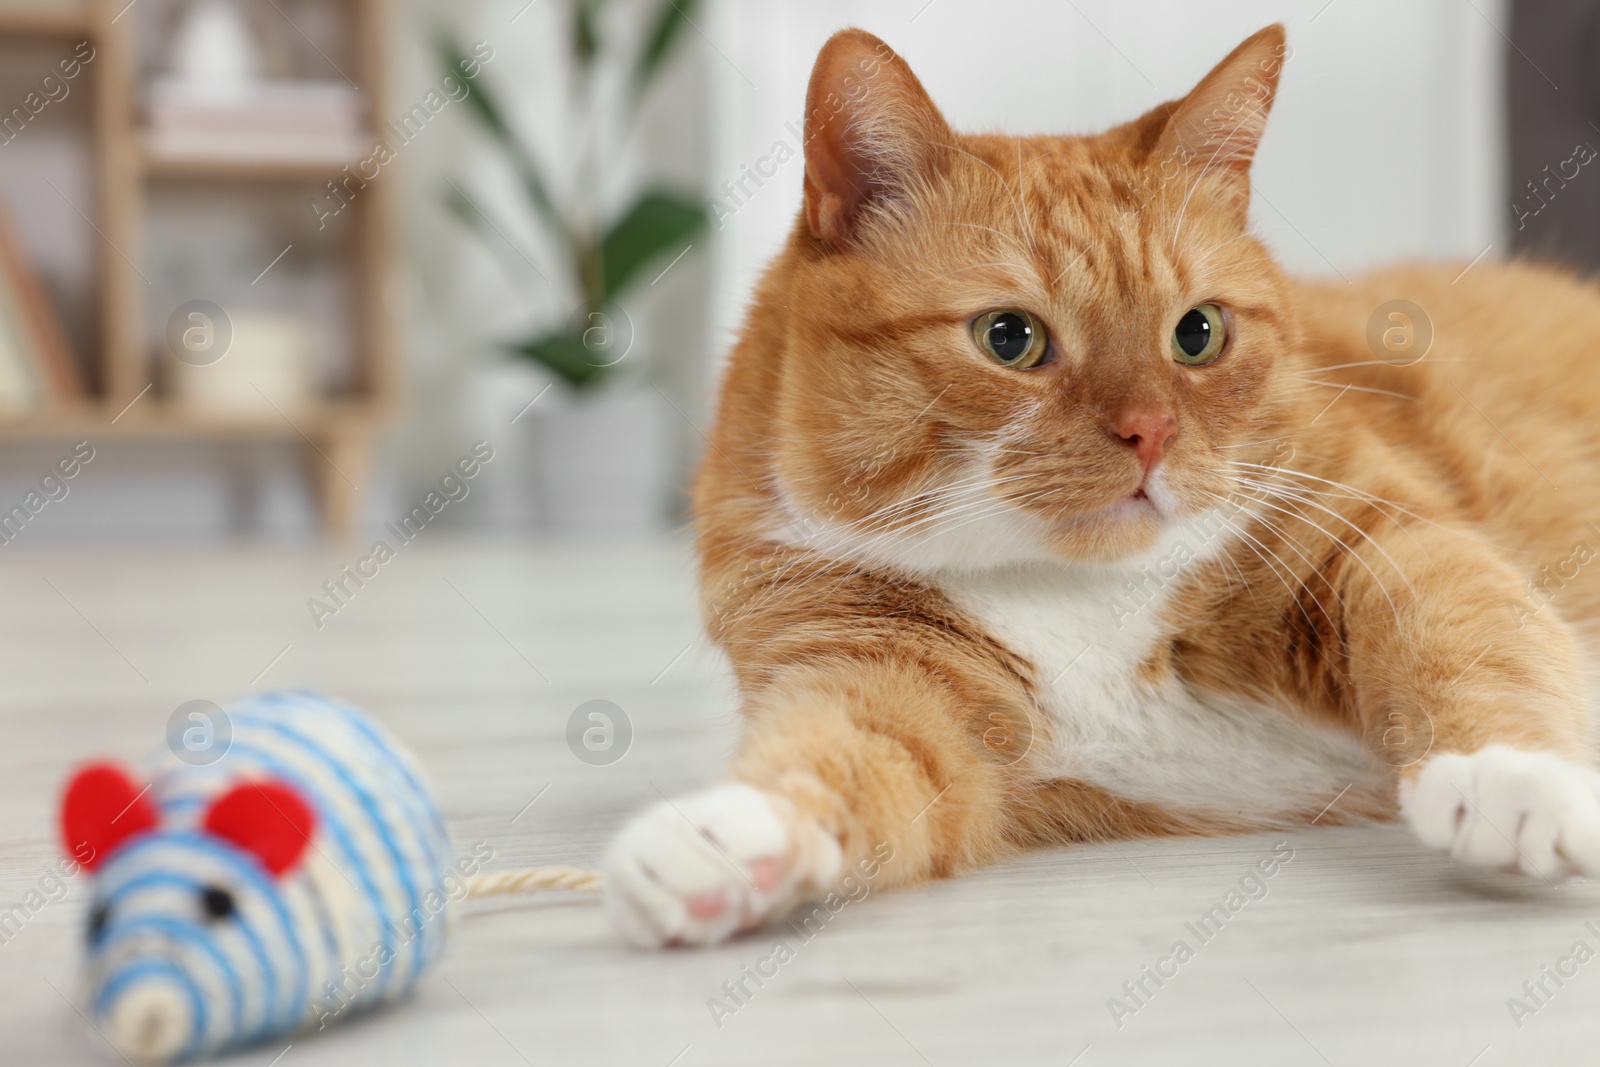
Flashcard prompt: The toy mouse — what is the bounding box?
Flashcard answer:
[60,690,457,1062]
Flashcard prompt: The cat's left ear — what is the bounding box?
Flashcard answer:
[1154,24,1287,220]
[802,29,953,247]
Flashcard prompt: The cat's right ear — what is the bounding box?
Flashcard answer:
[803,30,952,247]
[1152,24,1287,221]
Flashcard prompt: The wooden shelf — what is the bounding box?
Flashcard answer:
[140,140,373,182]
[0,0,400,535]
[0,398,389,439]
[0,5,93,36]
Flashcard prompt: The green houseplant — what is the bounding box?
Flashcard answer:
[437,0,707,390]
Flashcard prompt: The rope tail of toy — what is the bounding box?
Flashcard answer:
[466,866,604,898]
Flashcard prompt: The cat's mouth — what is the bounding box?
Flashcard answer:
[1119,476,1162,513]
[1118,487,1162,518]
[1053,483,1165,534]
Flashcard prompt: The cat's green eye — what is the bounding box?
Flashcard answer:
[1171,303,1227,366]
[972,310,1049,368]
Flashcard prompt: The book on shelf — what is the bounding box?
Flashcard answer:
[0,198,83,409]
[144,80,367,165]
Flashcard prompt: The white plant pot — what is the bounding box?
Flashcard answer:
[457,360,548,531]
[528,386,669,536]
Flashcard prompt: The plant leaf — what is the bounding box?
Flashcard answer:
[441,182,549,283]
[433,32,563,239]
[509,331,611,390]
[632,0,696,100]
[573,0,605,67]
[442,183,493,243]
[600,190,706,301]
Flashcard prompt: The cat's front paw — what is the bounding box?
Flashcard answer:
[1399,745,1600,880]
[603,783,842,947]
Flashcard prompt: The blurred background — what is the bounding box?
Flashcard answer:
[7,3,1600,1062]
[0,0,1573,542]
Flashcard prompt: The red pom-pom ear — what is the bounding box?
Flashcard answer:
[201,780,315,876]
[61,762,159,872]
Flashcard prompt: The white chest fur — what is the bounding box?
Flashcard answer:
[769,473,1379,819]
[934,544,1378,820]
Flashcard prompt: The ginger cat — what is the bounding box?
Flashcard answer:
[604,23,1600,947]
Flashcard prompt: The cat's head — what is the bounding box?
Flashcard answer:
[749,25,1303,574]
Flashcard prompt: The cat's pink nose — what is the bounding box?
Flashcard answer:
[1112,406,1177,474]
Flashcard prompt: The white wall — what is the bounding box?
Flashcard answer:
[704,0,1508,348]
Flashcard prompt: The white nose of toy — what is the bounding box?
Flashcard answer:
[102,978,193,1063]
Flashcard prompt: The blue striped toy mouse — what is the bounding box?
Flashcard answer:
[59,691,474,1063]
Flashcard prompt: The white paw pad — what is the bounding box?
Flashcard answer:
[1400,746,1600,880]
[603,783,842,947]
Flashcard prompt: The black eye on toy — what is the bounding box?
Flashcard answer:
[87,902,108,944]
[200,885,236,922]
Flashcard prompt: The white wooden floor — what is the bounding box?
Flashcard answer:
[1,538,1597,1065]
